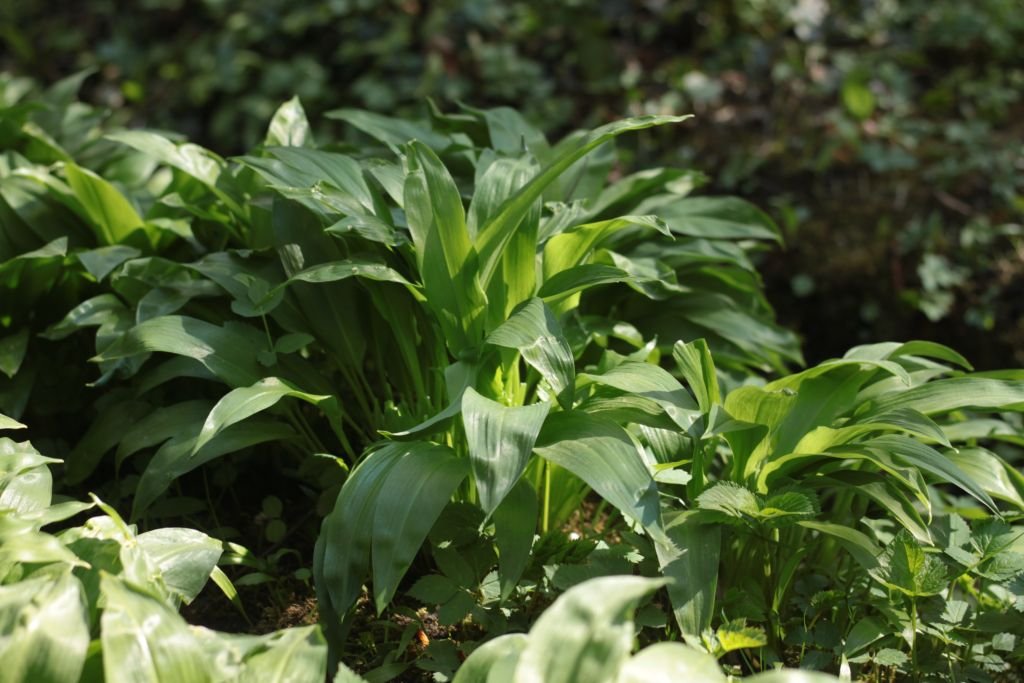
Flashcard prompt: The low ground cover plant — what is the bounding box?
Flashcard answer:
[0,76,1022,682]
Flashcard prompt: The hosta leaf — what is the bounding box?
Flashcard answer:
[513,575,666,683]
[100,575,211,683]
[115,400,213,468]
[241,147,375,216]
[655,510,720,642]
[193,377,338,455]
[93,315,264,388]
[136,528,222,604]
[537,263,633,302]
[453,633,528,683]
[494,478,538,601]
[265,96,314,147]
[327,108,451,151]
[0,327,29,378]
[67,399,153,485]
[372,442,470,612]
[534,411,662,540]
[488,298,575,409]
[745,671,842,683]
[617,642,726,683]
[462,388,549,515]
[869,530,948,596]
[76,245,141,282]
[0,573,89,683]
[845,340,972,371]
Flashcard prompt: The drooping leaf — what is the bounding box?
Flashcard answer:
[135,528,223,604]
[580,360,698,431]
[193,377,338,455]
[534,411,662,540]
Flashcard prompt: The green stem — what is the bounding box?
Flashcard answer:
[542,462,552,534]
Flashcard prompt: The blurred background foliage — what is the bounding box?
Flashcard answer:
[2,0,1022,367]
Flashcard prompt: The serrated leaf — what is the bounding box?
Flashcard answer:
[715,618,768,653]
[869,530,948,597]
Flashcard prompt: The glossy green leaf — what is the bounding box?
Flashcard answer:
[655,510,720,642]
[798,521,881,571]
[136,528,222,604]
[0,573,89,683]
[860,378,1024,418]
[487,298,575,409]
[64,162,148,246]
[316,444,406,620]
[513,575,666,683]
[943,447,1024,509]
[672,339,720,413]
[194,625,328,683]
[477,115,690,291]
[656,196,780,242]
[193,377,336,454]
[0,412,25,430]
[580,360,698,431]
[494,478,538,601]
[0,327,29,378]
[93,315,264,388]
[100,574,211,683]
[462,387,549,515]
[372,442,469,612]
[265,96,313,147]
[453,634,528,683]
[534,411,662,540]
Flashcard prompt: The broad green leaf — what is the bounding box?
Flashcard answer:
[41,293,129,340]
[372,442,470,612]
[106,130,243,215]
[655,196,780,242]
[77,245,141,281]
[537,263,633,302]
[513,575,666,683]
[194,625,328,683]
[534,412,662,540]
[869,530,947,597]
[64,162,149,246]
[240,147,376,216]
[672,339,720,413]
[494,478,538,601]
[580,360,698,431]
[453,633,528,683]
[100,575,211,683]
[0,438,54,514]
[316,444,405,620]
[265,96,313,147]
[136,528,222,604]
[67,399,153,485]
[617,642,726,683]
[193,377,337,455]
[0,573,89,683]
[462,388,549,514]
[655,510,720,641]
[845,340,972,371]
[867,434,997,512]
[487,298,575,409]
[114,400,213,468]
[0,327,29,378]
[799,407,950,452]
[93,315,264,388]
[745,672,841,683]
[132,419,294,518]
[477,115,690,292]
[859,378,1024,418]
[404,141,486,354]
[943,447,1024,509]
